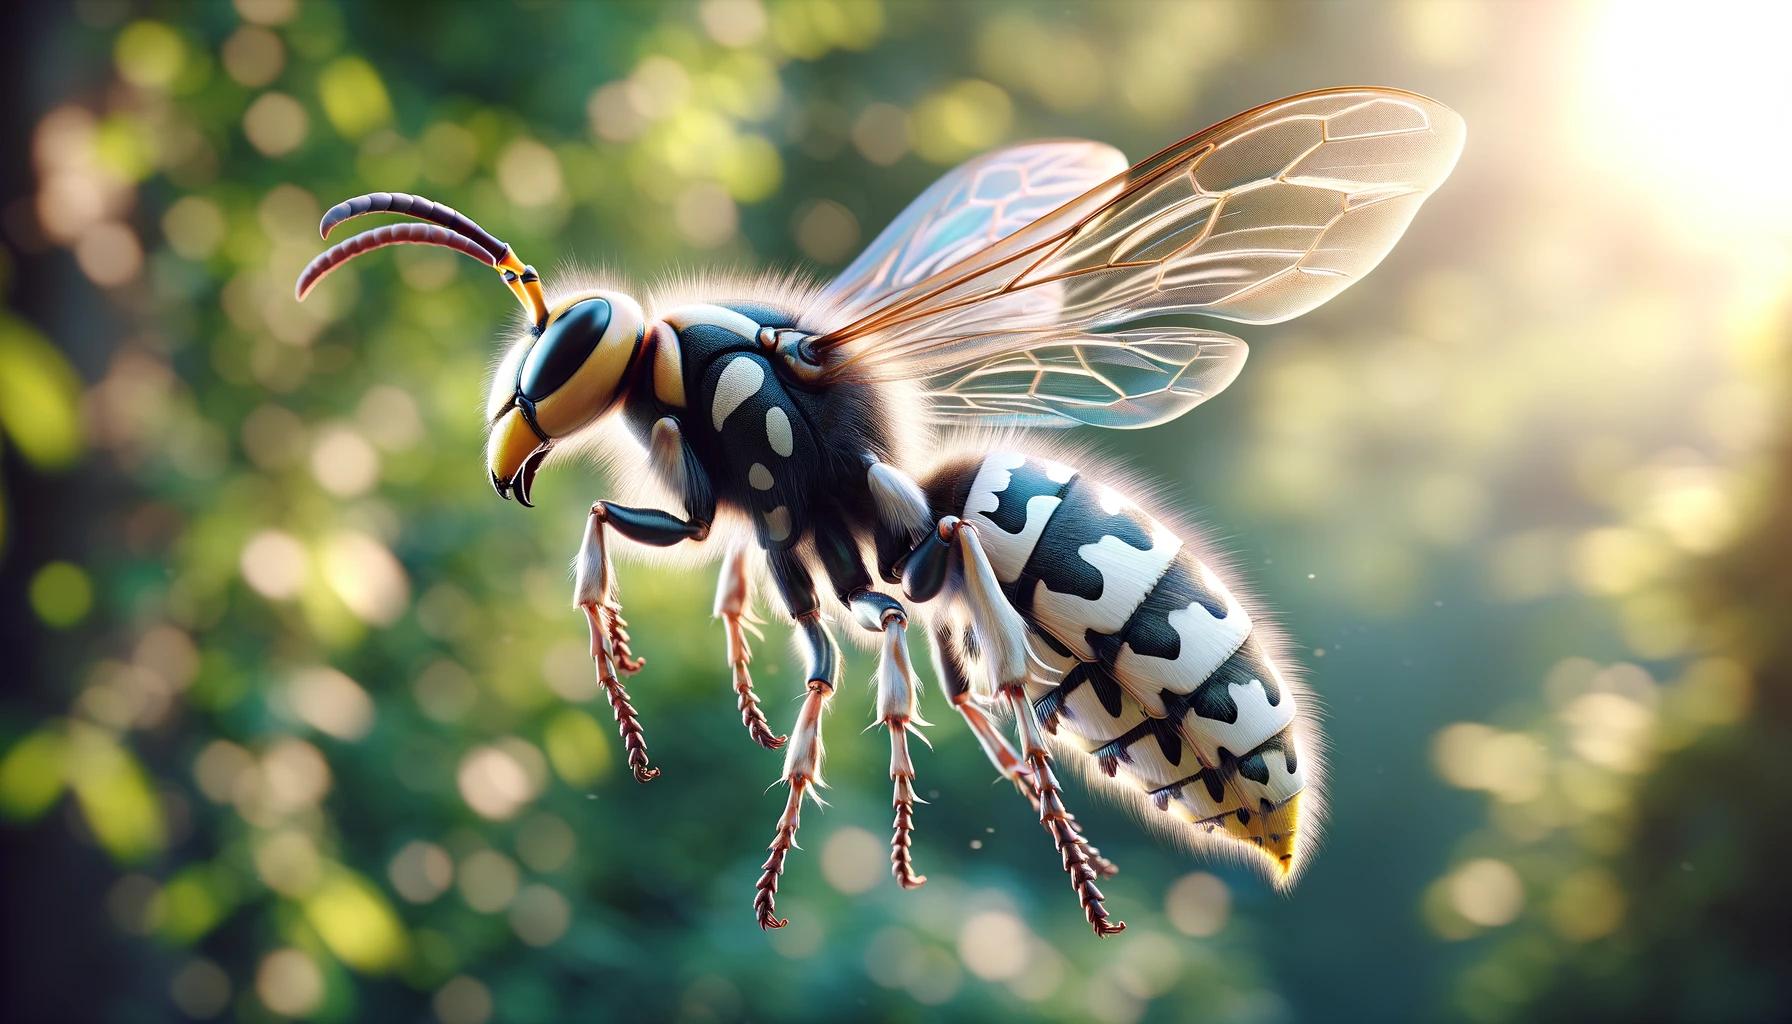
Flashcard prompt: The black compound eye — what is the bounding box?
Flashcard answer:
[519,298,612,400]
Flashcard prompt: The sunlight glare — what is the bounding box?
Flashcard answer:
[1584,1,1792,229]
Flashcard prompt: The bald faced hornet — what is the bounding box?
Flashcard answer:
[297,88,1464,935]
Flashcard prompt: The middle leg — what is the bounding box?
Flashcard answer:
[850,588,929,890]
[713,541,785,751]
[816,512,931,891]
[753,548,841,930]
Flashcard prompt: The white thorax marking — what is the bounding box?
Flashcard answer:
[711,355,765,431]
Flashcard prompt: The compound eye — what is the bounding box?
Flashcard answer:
[519,297,612,400]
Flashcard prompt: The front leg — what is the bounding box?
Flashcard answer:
[571,417,713,783]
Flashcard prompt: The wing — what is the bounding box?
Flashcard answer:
[813,88,1465,427]
[818,140,1128,320]
[923,325,1246,429]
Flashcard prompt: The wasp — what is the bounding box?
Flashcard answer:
[297,88,1463,935]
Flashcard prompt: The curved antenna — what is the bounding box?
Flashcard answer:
[320,192,507,259]
[295,222,495,300]
[295,191,549,328]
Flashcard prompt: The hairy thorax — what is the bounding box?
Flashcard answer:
[615,300,913,553]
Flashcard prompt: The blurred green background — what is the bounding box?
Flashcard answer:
[3,1,1789,1021]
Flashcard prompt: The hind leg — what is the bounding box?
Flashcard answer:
[943,519,1126,936]
[928,625,1118,880]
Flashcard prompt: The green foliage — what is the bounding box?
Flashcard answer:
[0,315,83,470]
[0,728,67,821]
[5,2,1789,1023]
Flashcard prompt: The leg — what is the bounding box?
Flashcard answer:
[713,541,785,751]
[571,418,715,783]
[950,520,1126,936]
[929,625,1118,879]
[866,459,933,583]
[849,589,929,890]
[817,510,931,890]
[753,549,841,930]
[574,505,655,784]
[576,500,708,784]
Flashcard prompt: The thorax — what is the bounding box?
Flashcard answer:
[619,301,896,549]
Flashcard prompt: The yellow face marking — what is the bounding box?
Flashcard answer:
[649,321,686,409]
[486,337,531,421]
[486,406,541,485]
[546,290,608,319]
[531,292,646,437]
[660,303,759,338]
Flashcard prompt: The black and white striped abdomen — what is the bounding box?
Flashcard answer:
[947,450,1312,874]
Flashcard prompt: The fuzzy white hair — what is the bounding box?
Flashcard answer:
[920,428,1328,889]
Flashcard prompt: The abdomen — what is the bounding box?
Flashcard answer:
[926,450,1316,880]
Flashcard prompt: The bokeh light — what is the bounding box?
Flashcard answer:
[4,2,1790,1022]
[255,948,324,1017]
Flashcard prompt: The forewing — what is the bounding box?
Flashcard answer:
[925,326,1246,429]
[818,140,1128,320]
[815,88,1465,396]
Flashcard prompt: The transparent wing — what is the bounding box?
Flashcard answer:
[818,140,1128,320]
[924,326,1247,429]
[813,88,1465,419]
